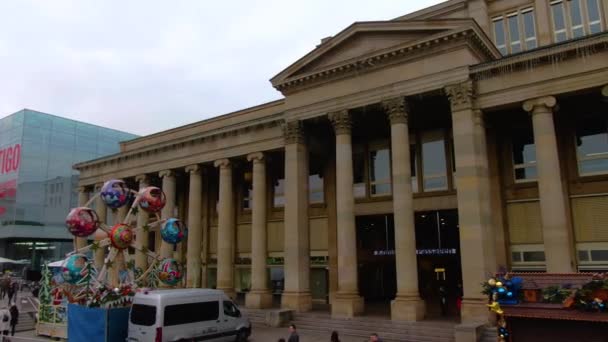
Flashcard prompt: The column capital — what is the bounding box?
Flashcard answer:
[382,97,409,125]
[602,85,608,97]
[247,152,265,163]
[445,80,475,112]
[158,169,174,178]
[523,96,557,113]
[134,174,149,183]
[77,185,88,193]
[214,158,231,169]
[328,110,352,135]
[185,164,201,174]
[283,120,305,145]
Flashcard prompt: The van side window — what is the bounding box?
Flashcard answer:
[164,301,219,326]
[223,301,241,318]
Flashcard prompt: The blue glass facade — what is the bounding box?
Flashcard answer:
[0,109,137,268]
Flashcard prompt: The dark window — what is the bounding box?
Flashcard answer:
[523,251,545,262]
[511,252,522,262]
[164,301,219,326]
[222,301,241,318]
[590,250,608,261]
[578,250,589,262]
[353,151,366,198]
[130,304,156,326]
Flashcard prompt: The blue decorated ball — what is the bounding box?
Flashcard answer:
[160,218,188,244]
[158,258,183,286]
[100,179,133,209]
[62,254,88,284]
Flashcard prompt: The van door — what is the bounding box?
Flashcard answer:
[220,299,242,340]
[128,304,158,341]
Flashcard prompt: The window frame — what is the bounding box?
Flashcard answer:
[574,117,608,177]
[492,7,537,55]
[367,143,392,197]
[550,0,605,42]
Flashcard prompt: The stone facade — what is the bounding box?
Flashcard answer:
[74,0,608,325]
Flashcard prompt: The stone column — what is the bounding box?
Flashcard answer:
[186,164,203,288]
[76,187,89,250]
[200,168,210,288]
[109,205,129,287]
[282,121,313,312]
[383,98,425,321]
[245,152,273,308]
[523,96,575,273]
[214,159,236,299]
[94,183,107,271]
[159,170,177,259]
[134,174,149,271]
[329,110,364,317]
[445,81,494,322]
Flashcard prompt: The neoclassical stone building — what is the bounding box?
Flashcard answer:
[75,0,608,324]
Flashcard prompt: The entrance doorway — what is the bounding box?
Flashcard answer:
[415,210,462,318]
[356,215,396,305]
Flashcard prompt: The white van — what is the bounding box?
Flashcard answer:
[127,289,251,342]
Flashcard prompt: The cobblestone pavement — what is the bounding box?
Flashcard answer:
[10,326,371,341]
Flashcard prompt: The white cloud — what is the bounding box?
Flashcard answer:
[0,0,445,135]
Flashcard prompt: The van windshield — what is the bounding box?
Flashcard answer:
[130,304,156,326]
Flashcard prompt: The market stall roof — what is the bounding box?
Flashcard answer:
[0,257,21,264]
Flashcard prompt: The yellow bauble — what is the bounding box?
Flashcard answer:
[488,278,497,286]
[496,281,503,287]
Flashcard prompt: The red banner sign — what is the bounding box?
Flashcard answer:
[0,143,21,175]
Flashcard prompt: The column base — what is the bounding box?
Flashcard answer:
[246,290,273,309]
[391,295,425,321]
[218,287,237,301]
[281,291,313,312]
[331,293,364,318]
[461,297,492,323]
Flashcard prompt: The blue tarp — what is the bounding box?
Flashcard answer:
[67,304,130,342]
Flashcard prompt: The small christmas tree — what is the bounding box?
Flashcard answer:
[38,263,53,323]
[76,261,97,305]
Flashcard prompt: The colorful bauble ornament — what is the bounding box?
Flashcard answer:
[100,179,133,209]
[109,223,134,250]
[157,258,182,286]
[62,254,88,284]
[65,207,100,237]
[161,218,188,244]
[138,186,166,213]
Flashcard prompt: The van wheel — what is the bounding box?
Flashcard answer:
[235,329,248,342]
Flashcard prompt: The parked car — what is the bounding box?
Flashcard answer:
[127,289,251,342]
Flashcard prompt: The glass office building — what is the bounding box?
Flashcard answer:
[0,109,137,269]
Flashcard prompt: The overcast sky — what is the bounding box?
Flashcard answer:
[0,0,444,136]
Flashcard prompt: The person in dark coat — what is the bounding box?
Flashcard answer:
[9,305,18,336]
[331,331,340,342]
[287,323,299,342]
[369,333,382,342]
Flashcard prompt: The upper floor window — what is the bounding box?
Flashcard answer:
[421,131,448,191]
[369,146,391,196]
[576,117,608,176]
[353,151,367,198]
[551,0,604,43]
[309,174,324,204]
[512,124,537,182]
[241,170,253,210]
[493,8,537,55]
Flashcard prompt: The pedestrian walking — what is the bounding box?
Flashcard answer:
[0,306,10,335]
[7,281,16,305]
[369,333,383,342]
[9,304,18,336]
[331,330,340,342]
[287,323,299,342]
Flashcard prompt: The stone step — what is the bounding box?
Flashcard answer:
[293,315,455,332]
[296,325,454,342]
[480,326,498,342]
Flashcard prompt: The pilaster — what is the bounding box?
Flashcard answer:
[134,174,149,271]
[159,170,176,260]
[446,80,494,323]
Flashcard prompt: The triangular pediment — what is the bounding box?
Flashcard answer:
[271,19,500,94]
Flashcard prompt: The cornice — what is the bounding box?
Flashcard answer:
[272,21,499,95]
[471,31,608,80]
[74,116,283,173]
